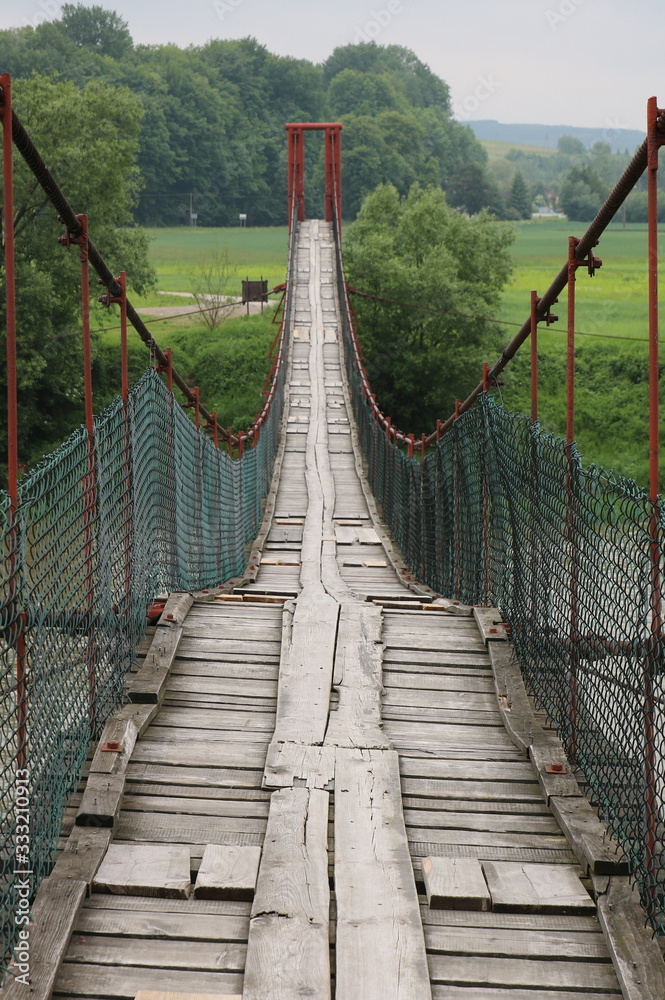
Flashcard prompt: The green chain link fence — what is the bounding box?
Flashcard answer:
[335,220,665,936]
[1,328,289,981]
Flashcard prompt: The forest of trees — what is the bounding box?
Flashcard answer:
[488,133,665,223]
[0,4,504,225]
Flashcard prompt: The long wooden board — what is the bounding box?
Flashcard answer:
[243,787,331,1000]
[334,748,431,1000]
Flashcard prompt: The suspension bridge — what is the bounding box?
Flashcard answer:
[2,79,665,998]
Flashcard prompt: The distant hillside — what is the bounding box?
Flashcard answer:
[467,119,644,154]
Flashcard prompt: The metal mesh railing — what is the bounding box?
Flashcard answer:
[333,211,665,935]
[0,206,294,979]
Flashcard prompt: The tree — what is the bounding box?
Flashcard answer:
[0,75,155,469]
[559,165,608,221]
[557,135,586,155]
[191,250,236,330]
[509,170,531,219]
[343,184,514,431]
[60,3,133,59]
[446,162,501,216]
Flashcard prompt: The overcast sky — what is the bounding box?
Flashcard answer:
[1,0,661,132]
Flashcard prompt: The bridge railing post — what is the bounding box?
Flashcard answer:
[58,211,100,729]
[1,73,28,772]
[645,95,664,879]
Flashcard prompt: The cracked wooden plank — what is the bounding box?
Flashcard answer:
[243,787,330,1000]
[334,748,432,1000]
[325,603,390,749]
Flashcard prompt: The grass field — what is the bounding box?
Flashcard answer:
[128,219,663,487]
[496,218,665,486]
[479,138,557,160]
[135,226,290,301]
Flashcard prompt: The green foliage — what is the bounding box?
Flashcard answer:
[0,14,496,226]
[557,134,586,155]
[60,3,133,59]
[558,165,608,221]
[344,184,514,432]
[162,310,277,431]
[0,73,155,468]
[508,170,531,219]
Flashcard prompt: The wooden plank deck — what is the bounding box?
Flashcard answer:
[18,218,655,998]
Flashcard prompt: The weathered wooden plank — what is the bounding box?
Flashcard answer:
[271,592,339,745]
[48,826,113,884]
[129,625,183,704]
[126,762,265,790]
[131,740,267,771]
[422,857,491,911]
[158,591,194,625]
[75,907,249,941]
[473,606,509,643]
[170,659,278,680]
[410,842,578,866]
[401,780,543,806]
[166,674,278,698]
[383,688,498,712]
[193,845,261,900]
[89,713,140,777]
[385,670,494,693]
[529,743,582,802]
[420,904,600,931]
[84,893,251,915]
[408,827,568,850]
[325,603,390,749]
[66,933,245,970]
[482,862,595,914]
[263,742,336,789]
[149,706,276,733]
[93,844,192,898]
[427,954,620,991]
[76,772,125,828]
[121,793,269,818]
[399,757,535,781]
[334,748,431,1000]
[116,811,265,846]
[243,786,331,1000]
[424,923,610,959]
[54,963,242,997]
[407,809,559,834]
[550,796,629,875]
[4,878,87,1000]
[597,877,665,1000]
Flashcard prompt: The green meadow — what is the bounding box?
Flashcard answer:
[121,219,663,487]
[136,226,290,301]
[497,219,665,487]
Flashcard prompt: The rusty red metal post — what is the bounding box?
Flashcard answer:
[77,214,98,726]
[645,95,664,875]
[530,290,539,424]
[566,238,578,446]
[116,270,128,404]
[1,74,27,771]
[285,125,305,224]
[565,237,580,759]
[287,123,342,228]
[324,125,343,225]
